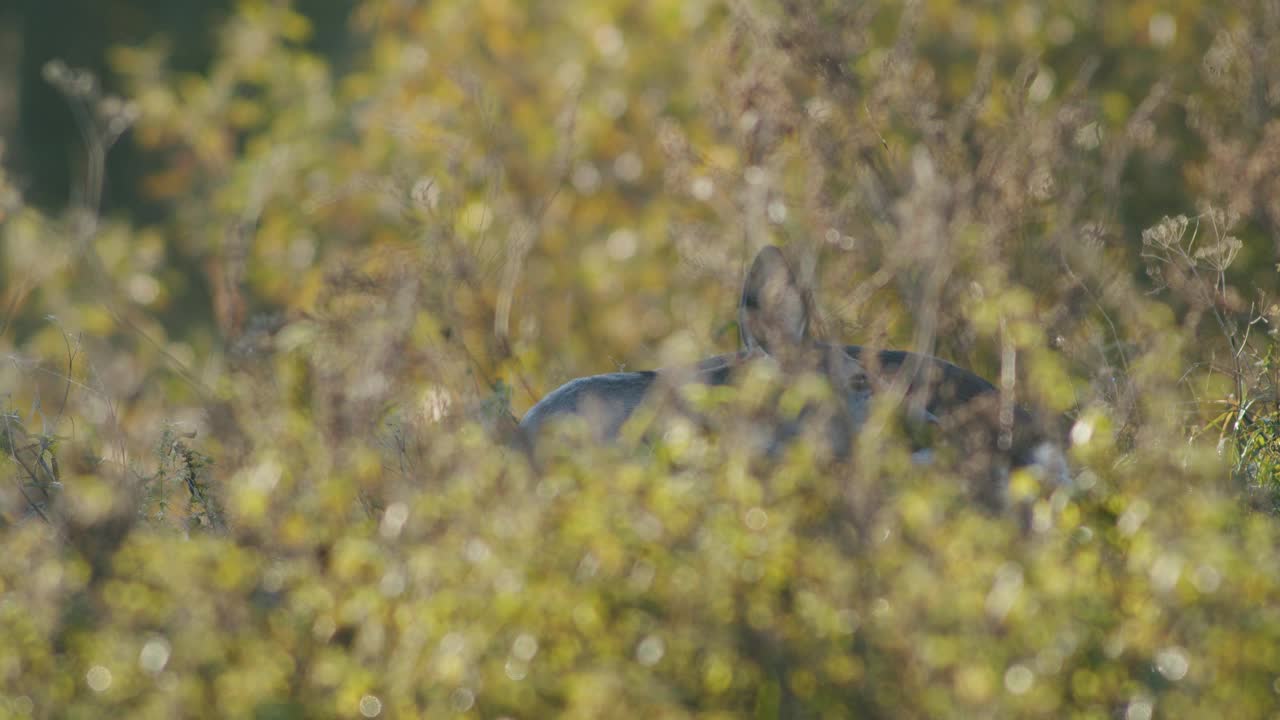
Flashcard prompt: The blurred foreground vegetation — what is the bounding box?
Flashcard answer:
[3,0,1280,717]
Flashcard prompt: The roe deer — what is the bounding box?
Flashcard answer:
[520,246,1063,502]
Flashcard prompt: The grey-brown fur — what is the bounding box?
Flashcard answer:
[519,246,1063,490]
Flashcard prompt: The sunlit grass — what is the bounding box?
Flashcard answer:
[3,0,1280,716]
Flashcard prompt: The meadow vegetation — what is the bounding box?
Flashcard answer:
[3,1,1280,717]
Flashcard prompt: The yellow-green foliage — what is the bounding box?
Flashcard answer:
[3,0,1280,717]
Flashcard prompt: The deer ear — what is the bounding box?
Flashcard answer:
[738,246,809,355]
